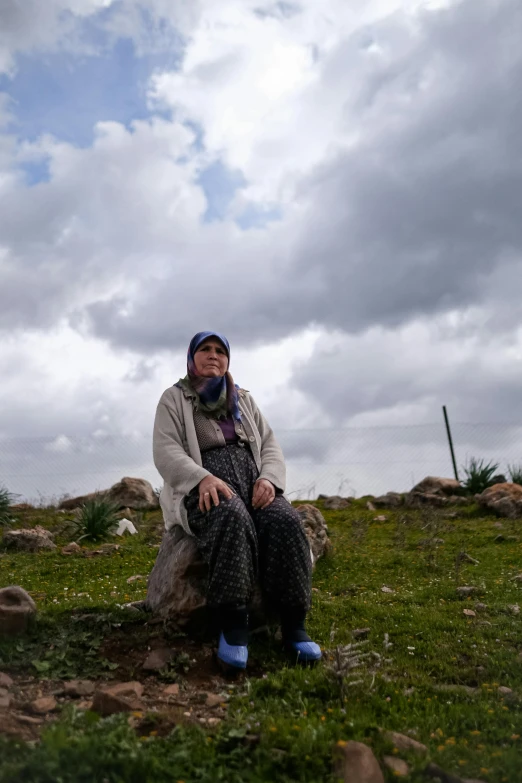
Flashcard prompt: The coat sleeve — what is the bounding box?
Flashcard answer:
[246,393,286,492]
[153,392,210,495]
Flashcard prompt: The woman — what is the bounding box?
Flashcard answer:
[153,331,321,670]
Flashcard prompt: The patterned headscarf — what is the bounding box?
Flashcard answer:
[177,331,241,421]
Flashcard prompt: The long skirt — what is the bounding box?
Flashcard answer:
[184,444,311,612]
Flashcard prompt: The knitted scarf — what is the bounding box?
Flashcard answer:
[177,331,241,421]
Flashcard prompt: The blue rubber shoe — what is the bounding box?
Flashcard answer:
[286,639,322,663]
[217,632,248,670]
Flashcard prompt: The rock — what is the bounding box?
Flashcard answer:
[411,477,462,496]
[63,680,95,698]
[30,696,57,714]
[322,496,353,510]
[498,686,513,695]
[474,603,487,611]
[476,483,522,519]
[0,688,11,709]
[333,740,384,783]
[511,574,522,582]
[143,648,173,671]
[491,474,507,485]
[373,515,387,522]
[405,492,449,508]
[463,609,476,617]
[352,628,371,639]
[61,542,81,555]
[146,506,330,631]
[92,682,143,716]
[373,492,403,508]
[126,574,145,584]
[366,501,376,511]
[459,552,479,565]
[382,730,427,754]
[456,586,477,596]
[206,717,221,727]
[205,693,224,709]
[381,586,394,593]
[163,683,180,696]
[507,604,520,615]
[0,673,13,689]
[0,586,37,635]
[2,526,56,552]
[383,756,409,776]
[59,477,159,511]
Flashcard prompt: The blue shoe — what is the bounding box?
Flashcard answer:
[217,632,248,670]
[286,639,322,663]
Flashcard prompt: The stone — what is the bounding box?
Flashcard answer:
[2,526,56,552]
[476,483,522,519]
[366,501,376,511]
[205,693,224,708]
[508,604,520,615]
[92,682,143,716]
[498,686,513,695]
[474,603,487,611]
[30,696,57,714]
[163,683,180,696]
[126,575,145,583]
[381,586,394,593]
[146,505,330,631]
[373,492,403,508]
[0,586,37,635]
[463,609,476,617]
[0,673,14,688]
[373,515,387,522]
[143,648,173,671]
[456,586,477,596]
[0,689,11,709]
[382,730,427,754]
[511,574,522,582]
[352,628,371,639]
[61,542,81,555]
[405,492,449,508]
[206,717,221,727]
[63,680,95,698]
[59,477,159,511]
[411,477,462,496]
[333,741,384,783]
[383,756,409,776]
[322,496,353,510]
[491,474,507,485]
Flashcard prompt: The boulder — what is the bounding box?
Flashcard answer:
[61,542,81,555]
[146,504,331,634]
[59,477,159,511]
[321,496,353,510]
[2,526,56,552]
[411,477,462,496]
[333,740,384,783]
[372,492,403,508]
[0,586,37,635]
[92,682,143,716]
[476,483,522,519]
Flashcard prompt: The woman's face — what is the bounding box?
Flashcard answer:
[194,338,229,377]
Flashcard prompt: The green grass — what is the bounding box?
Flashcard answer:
[1,502,521,781]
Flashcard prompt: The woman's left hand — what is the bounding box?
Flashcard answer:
[252,478,276,510]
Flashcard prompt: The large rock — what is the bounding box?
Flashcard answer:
[321,496,353,510]
[372,492,403,508]
[476,483,522,519]
[59,477,159,511]
[0,586,36,635]
[146,504,331,634]
[2,526,56,552]
[411,476,462,496]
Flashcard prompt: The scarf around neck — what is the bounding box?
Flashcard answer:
[177,331,241,421]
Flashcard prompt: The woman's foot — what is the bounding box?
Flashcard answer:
[216,604,249,670]
[281,607,322,663]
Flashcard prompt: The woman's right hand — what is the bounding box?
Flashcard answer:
[198,475,235,513]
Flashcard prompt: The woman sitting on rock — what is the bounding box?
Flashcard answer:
[153,331,321,670]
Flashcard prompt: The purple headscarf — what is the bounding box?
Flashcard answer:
[179,331,241,421]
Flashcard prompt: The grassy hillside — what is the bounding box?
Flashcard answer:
[0,500,521,782]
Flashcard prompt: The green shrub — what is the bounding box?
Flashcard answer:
[0,486,13,526]
[74,496,120,542]
[507,463,522,486]
[461,457,499,495]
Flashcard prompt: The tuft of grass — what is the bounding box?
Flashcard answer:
[461,456,500,495]
[507,463,522,486]
[0,485,13,526]
[74,496,120,542]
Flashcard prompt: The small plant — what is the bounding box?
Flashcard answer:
[508,463,522,486]
[74,495,120,542]
[461,457,499,495]
[0,486,13,526]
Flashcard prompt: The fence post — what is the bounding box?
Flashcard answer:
[442,405,459,482]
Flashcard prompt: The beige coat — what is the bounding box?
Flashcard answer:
[153,385,286,533]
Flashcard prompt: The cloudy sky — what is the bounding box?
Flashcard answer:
[1,0,521,501]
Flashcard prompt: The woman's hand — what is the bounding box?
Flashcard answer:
[252,478,276,510]
[198,475,235,513]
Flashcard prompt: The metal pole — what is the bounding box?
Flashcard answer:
[442,405,459,482]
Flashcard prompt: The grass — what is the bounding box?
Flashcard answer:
[0,501,521,781]
[0,487,13,527]
[461,457,500,495]
[507,464,522,486]
[74,496,121,542]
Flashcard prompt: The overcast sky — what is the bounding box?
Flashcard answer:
[1,0,521,501]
